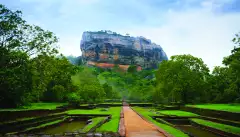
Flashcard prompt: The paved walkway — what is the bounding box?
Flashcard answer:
[123,106,166,137]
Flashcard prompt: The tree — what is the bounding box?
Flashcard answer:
[0,49,33,107]
[212,32,240,103]
[0,4,69,107]
[72,67,106,103]
[155,55,210,104]
[127,65,137,74]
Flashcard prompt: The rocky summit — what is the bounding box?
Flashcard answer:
[80,30,168,71]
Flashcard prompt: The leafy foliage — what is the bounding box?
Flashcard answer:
[0,4,75,108]
[155,55,209,104]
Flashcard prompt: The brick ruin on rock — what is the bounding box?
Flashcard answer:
[80,30,168,71]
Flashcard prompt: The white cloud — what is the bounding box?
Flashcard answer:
[58,36,82,56]
[116,8,240,70]
[16,0,240,70]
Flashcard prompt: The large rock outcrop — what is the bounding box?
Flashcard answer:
[80,31,168,71]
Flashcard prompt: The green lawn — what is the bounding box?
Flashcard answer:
[96,107,121,132]
[133,107,188,137]
[67,107,120,115]
[67,107,121,132]
[186,104,240,112]
[99,102,122,105]
[82,117,105,132]
[130,103,153,104]
[158,110,199,117]
[191,118,240,135]
[0,103,67,111]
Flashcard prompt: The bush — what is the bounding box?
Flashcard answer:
[67,92,81,106]
[52,85,65,101]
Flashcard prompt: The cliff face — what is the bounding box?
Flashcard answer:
[80,31,168,71]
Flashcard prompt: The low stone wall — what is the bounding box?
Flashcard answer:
[190,120,240,137]
[0,108,66,122]
[118,107,125,137]
[200,116,240,127]
[97,104,123,107]
[7,132,120,137]
[87,116,111,133]
[129,103,153,107]
[0,113,65,134]
[181,106,240,121]
[152,115,199,119]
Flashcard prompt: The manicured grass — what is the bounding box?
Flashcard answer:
[96,116,120,132]
[158,110,199,117]
[0,103,67,111]
[133,107,188,137]
[67,107,121,132]
[186,104,240,112]
[23,103,67,110]
[99,102,122,105]
[82,117,105,132]
[130,103,153,104]
[95,107,121,132]
[191,118,240,135]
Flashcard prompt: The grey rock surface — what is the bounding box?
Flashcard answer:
[80,31,168,70]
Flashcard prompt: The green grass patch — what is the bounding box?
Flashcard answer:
[82,117,105,132]
[186,104,240,112]
[96,115,120,132]
[130,103,153,104]
[67,107,121,132]
[0,103,67,111]
[99,102,122,105]
[158,110,199,117]
[191,118,240,135]
[67,107,120,115]
[133,107,188,137]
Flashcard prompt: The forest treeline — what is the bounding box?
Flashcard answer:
[1,4,239,108]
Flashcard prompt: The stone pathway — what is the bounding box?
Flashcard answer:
[123,106,167,137]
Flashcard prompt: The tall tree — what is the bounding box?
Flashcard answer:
[155,55,209,104]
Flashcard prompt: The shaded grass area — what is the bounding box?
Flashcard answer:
[82,117,105,132]
[191,118,240,135]
[67,107,121,132]
[186,104,240,112]
[159,110,199,117]
[0,103,67,111]
[133,107,189,137]
[0,112,66,125]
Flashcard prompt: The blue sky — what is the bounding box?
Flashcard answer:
[1,0,240,70]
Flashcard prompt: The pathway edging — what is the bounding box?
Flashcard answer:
[118,107,126,137]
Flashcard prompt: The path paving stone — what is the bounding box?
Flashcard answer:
[123,106,166,137]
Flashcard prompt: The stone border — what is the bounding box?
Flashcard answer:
[0,113,66,134]
[200,116,240,127]
[181,106,240,121]
[190,120,240,137]
[0,108,67,122]
[118,107,125,137]
[130,107,174,137]
[84,116,111,133]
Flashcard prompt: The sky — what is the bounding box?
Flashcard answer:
[1,0,240,70]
